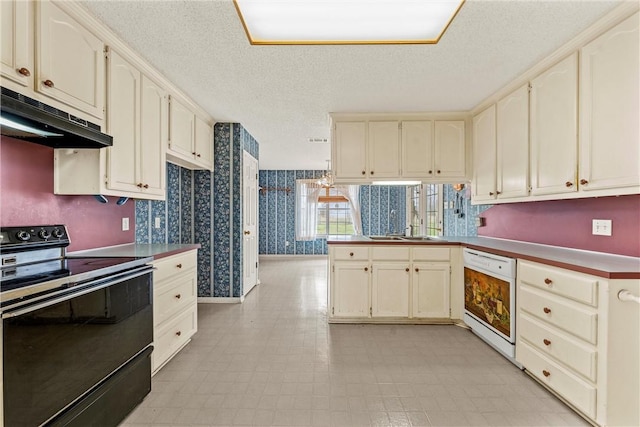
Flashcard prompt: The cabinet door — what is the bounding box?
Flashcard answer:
[368,121,400,179]
[139,75,167,196]
[472,105,496,202]
[169,96,195,159]
[412,263,450,318]
[106,49,140,194]
[1,0,32,87]
[402,121,434,178]
[194,115,214,170]
[497,84,529,199]
[530,53,578,196]
[434,121,466,178]
[334,121,367,180]
[580,12,639,192]
[332,262,370,318]
[37,1,104,119]
[371,263,410,317]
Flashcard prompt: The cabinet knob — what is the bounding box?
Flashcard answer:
[176,263,183,269]
[17,67,31,77]
[565,181,573,187]
[370,171,374,175]
[405,268,410,272]
[415,268,419,272]
[137,183,143,188]
[192,152,197,155]
[489,192,494,196]
[175,294,181,299]
[542,370,551,378]
[428,170,432,174]
[580,179,588,185]
[197,153,201,157]
[361,171,366,175]
[544,278,552,285]
[143,184,149,189]
[176,331,182,336]
[244,230,251,235]
[43,79,54,88]
[543,307,551,314]
[364,267,368,272]
[543,339,551,346]
[437,170,441,174]
[349,252,354,257]
[496,191,501,195]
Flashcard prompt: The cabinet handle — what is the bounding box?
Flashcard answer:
[543,307,551,314]
[175,294,181,299]
[176,331,182,336]
[543,339,551,346]
[17,67,31,77]
[405,268,410,272]
[415,268,419,272]
[43,79,54,88]
[544,278,552,285]
[361,171,366,175]
[565,181,573,187]
[580,179,588,185]
[542,370,551,377]
[364,267,368,272]
[349,252,354,257]
[143,184,149,189]
[176,263,183,269]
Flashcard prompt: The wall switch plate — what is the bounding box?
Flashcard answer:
[122,217,130,231]
[154,217,161,229]
[592,219,612,236]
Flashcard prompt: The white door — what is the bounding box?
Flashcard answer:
[402,121,434,178]
[1,0,33,87]
[434,121,466,178]
[472,105,496,202]
[412,263,450,318]
[371,263,410,317]
[333,121,367,180]
[497,84,529,199]
[243,151,259,296]
[368,121,400,179]
[332,262,370,318]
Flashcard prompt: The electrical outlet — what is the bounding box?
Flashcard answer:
[592,219,612,236]
[154,217,161,229]
[285,241,290,247]
[122,217,129,231]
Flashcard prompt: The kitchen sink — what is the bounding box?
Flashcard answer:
[368,235,405,241]
[401,236,436,241]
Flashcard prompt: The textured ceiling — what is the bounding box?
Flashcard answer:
[81,0,621,170]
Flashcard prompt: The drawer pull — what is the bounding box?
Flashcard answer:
[544,278,552,285]
[405,268,410,272]
[175,294,181,299]
[542,370,551,377]
[176,331,182,336]
[364,267,368,272]
[18,67,31,77]
[43,79,54,88]
[543,339,551,346]
[176,263,183,269]
[543,307,551,314]
[349,252,354,257]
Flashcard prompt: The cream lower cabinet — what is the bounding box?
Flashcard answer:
[517,259,640,426]
[329,245,454,323]
[152,250,198,375]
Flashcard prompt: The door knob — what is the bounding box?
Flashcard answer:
[244,230,251,235]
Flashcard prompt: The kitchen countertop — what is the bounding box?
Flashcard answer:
[68,243,201,260]
[327,236,640,279]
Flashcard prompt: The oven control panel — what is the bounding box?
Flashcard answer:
[0,225,69,250]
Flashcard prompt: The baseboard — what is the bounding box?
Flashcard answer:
[259,254,327,260]
[197,296,244,303]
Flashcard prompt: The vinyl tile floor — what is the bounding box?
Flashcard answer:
[122,257,589,427]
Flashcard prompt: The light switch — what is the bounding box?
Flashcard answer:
[592,219,612,236]
[122,217,130,231]
[155,217,161,229]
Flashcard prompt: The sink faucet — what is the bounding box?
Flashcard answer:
[388,209,397,235]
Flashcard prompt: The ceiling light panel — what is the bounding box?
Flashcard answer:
[234,0,465,45]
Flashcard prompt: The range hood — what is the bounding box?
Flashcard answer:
[0,87,112,149]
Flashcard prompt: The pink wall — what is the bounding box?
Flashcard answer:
[0,136,135,252]
[478,195,640,257]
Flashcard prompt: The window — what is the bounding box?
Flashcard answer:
[316,187,355,236]
[406,184,443,236]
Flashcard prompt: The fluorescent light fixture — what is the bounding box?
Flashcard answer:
[234,0,465,45]
[371,180,422,186]
[0,117,63,137]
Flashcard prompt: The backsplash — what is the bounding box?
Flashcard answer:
[1,137,135,252]
[258,170,406,255]
[478,195,640,257]
[442,184,491,237]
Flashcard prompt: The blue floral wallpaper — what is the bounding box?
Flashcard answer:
[442,184,491,237]
[258,170,407,255]
[136,122,259,299]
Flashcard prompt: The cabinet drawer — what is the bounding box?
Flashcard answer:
[332,246,369,261]
[520,286,597,344]
[412,247,450,261]
[517,340,596,419]
[519,312,597,382]
[519,261,598,306]
[154,274,197,326]
[153,306,197,372]
[153,251,197,283]
[371,246,410,260]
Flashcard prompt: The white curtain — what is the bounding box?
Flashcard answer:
[295,179,323,241]
[334,185,363,235]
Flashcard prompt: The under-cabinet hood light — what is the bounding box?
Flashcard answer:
[234,0,465,45]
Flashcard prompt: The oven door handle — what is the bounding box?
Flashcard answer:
[2,266,152,319]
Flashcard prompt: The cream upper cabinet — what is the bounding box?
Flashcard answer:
[371,263,410,317]
[412,263,450,319]
[472,105,496,202]
[139,75,167,196]
[497,84,530,199]
[167,95,213,170]
[530,53,578,196]
[368,121,400,179]
[434,120,466,178]
[579,12,639,192]
[401,120,434,178]
[1,0,33,88]
[37,1,105,119]
[333,121,367,180]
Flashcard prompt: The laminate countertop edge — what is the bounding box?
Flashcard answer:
[327,236,640,279]
[68,243,201,260]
